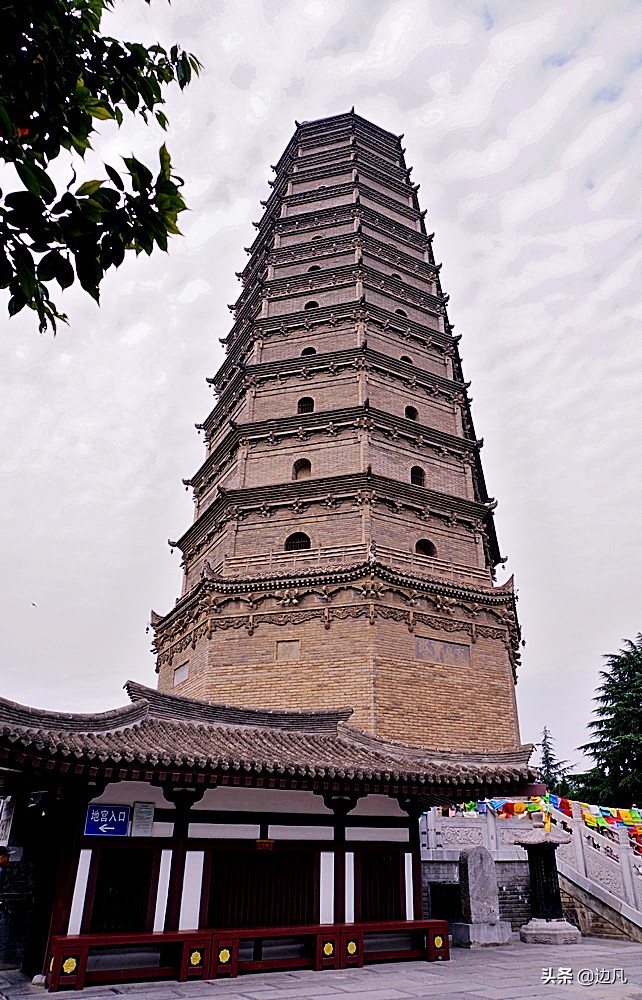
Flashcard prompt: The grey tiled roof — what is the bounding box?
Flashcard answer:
[0,682,536,788]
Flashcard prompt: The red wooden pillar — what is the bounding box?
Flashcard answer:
[398,796,424,919]
[162,787,204,931]
[334,828,345,925]
[40,779,108,974]
[322,792,361,925]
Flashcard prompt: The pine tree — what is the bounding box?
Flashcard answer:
[578,635,642,804]
[537,726,570,793]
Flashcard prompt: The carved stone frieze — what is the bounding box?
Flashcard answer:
[155,591,514,672]
[585,854,624,897]
[441,825,484,846]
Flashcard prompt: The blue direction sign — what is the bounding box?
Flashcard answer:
[84,805,130,837]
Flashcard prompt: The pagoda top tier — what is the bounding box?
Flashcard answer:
[238,111,426,271]
[273,109,406,176]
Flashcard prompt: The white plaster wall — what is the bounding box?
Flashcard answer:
[404,853,414,919]
[268,825,333,840]
[351,795,406,817]
[191,787,330,813]
[153,849,172,931]
[89,782,169,807]
[178,851,204,930]
[152,822,174,837]
[345,852,355,923]
[345,827,409,842]
[319,852,334,923]
[189,823,260,839]
[67,849,91,934]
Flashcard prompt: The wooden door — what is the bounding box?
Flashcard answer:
[356,849,404,921]
[207,847,318,928]
[88,847,155,933]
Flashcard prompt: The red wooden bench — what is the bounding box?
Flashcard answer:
[46,919,449,991]
[47,930,211,992]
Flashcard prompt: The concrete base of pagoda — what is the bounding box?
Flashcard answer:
[519,918,581,945]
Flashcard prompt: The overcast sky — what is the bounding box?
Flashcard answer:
[1,0,640,769]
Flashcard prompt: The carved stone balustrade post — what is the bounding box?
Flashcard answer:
[616,826,640,909]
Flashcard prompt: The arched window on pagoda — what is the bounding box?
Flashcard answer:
[395,308,408,317]
[415,538,437,558]
[400,355,413,365]
[301,346,317,356]
[297,397,314,414]
[308,265,321,272]
[405,405,418,421]
[285,532,311,551]
[304,300,319,310]
[293,458,312,480]
[410,465,425,487]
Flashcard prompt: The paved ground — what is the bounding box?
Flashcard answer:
[1,938,641,1000]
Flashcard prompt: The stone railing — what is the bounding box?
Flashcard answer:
[553,807,642,914]
[420,807,526,863]
[420,805,642,919]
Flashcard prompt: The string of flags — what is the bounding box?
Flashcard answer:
[441,795,642,843]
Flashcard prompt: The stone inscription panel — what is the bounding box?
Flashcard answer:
[415,636,471,667]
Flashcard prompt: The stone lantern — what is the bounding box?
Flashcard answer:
[515,812,581,944]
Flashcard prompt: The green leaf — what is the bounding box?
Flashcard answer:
[52,192,76,215]
[38,250,66,282]
[15,161,40,196]
[0,103,13,139]
[104,164,124,191]
[75,249,101,300]
[0,252,12,288]
[70,134,92,155]
[13,245,36,297]
[55,256,75,290]
[4,190,43,215]
[76,179,104,197]
[86,101,115,121]
[15,160,58,204]
[16,160,56,203]
[123,156,153,192]
[0,8,199,333]
[158,143,171,179]
[9,291,27,316]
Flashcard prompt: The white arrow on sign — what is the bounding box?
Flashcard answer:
[98,824,115,833]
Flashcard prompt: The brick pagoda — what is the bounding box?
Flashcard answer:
[153,111,522,751]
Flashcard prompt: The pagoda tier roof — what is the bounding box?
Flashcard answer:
[262,153,416,214]
[172,471,497,558]
[243,200,429,268]
[222,299,447,373]
[0,682,536,792]
[204,347,464,433]
[261,172,420,226]
[250,184,425,249]
[192,406,477,500]
[239,230,437,297]
[241,263,444,315]
[197,347,470,444]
